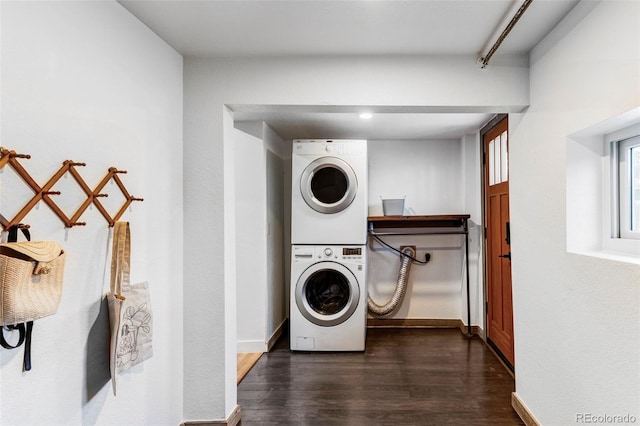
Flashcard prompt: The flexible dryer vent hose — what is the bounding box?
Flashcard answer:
[368,246,416,316]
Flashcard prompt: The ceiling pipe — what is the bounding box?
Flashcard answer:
[478,0,534,69]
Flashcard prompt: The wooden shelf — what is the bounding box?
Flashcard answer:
[368,214,470,229]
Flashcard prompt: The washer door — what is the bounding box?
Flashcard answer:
[295,261,360,327]
[300,157,358,214]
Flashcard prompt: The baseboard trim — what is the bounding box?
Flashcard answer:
[456,321,481,337]
[267,319,287,352]
[182,405,241,426]
[367,318,480,336]
[511,393,541,426]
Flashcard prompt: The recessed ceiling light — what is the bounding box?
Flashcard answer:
[359,113,373,119]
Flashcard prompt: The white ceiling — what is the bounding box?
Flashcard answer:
[119,0,580,140]
[231,106,497,141]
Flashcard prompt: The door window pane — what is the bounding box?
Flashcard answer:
[489,139,495,186]
[500,131,509,183]
[494,137,501,184]
[488,131,509,187]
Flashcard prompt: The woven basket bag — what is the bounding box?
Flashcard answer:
[0,241,66,326]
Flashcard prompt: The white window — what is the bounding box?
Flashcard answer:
[566,108,640,263]
[615,135,640,239]
[488,130,508,186]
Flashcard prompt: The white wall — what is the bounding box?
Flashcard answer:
[461,132,484,330]
[368,139,463,216]
[234,127,267,353]
[367,139,477,323]
[183,67,232,422]
[184,55,528,421]
[365,135,484,329]
[234,122,287,353]
[511,1,640,424]
[0,2,183,425]
[263,124,288,346]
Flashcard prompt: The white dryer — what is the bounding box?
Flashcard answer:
[291,139,368,245]
[290,245,367,351]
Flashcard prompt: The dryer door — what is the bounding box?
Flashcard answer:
[300,157,358,214]
[295,261,360,327]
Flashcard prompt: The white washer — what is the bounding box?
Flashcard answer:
[290,245,367,351]
[291,139,368,245]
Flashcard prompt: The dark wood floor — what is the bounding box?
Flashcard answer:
[238,328,523,425]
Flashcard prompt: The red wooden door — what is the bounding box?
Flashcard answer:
[484,116,514,367]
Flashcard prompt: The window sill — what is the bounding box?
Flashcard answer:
[571,238,640,265]
[571,250,640,265]
[602,238,640,263]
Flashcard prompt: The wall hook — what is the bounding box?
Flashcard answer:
[10,152,31,160]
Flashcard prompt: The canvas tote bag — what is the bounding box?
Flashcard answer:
[106,222,152,395]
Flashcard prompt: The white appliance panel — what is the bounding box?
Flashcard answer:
[291,139,368,245]
[290,245,367,351]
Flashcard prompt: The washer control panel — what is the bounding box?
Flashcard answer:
[293,245,365,263]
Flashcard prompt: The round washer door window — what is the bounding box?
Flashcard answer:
[295,262,360,327]
[300,157,358,214]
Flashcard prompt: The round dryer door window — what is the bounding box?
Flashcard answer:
[300,157,358,214]
[295,262,360,327]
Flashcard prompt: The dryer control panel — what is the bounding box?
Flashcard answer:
[293,139,367,156]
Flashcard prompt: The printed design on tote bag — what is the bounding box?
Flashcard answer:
[116,302,151,367]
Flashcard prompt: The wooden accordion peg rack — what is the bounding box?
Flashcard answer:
[0,147,143,230]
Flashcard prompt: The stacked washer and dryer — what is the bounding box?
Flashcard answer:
[290,139,368,351]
